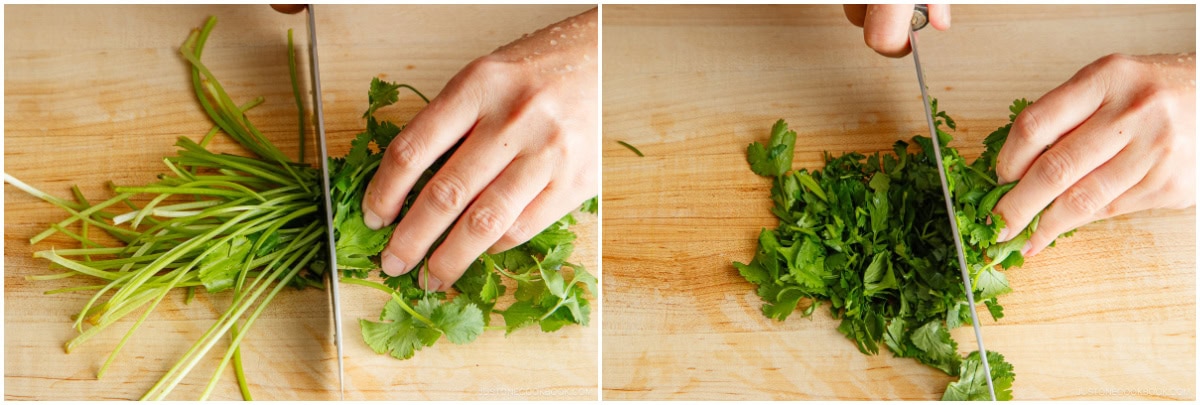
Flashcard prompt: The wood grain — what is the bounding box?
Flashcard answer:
[5,4,597,400]
[601,4,1195,400]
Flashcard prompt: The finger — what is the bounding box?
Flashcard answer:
[928,4,951,30]
[379,117,521,278]
[844,4,868,27]
[1105,154,1194,219]
[423,158,552,291]
[361,79,482,231]
[489,179,591,254]
[992,108,1131,242]
[863,4,916,57]
[1024,146,1151,256]
[270,4,306,14]
[996,65,1107,184]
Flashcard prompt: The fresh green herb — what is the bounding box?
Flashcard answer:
[943,351,1015,400]
[5,15,594,400]
[330,77,597,360]
[735,99,1067,400]
[617,140,645,157]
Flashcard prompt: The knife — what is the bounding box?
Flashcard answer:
[305,5,346,400]
[908,5,997,401]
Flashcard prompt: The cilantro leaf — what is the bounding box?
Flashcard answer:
[359,296,440,360]
[943,351,1015,401]
[746,119,797,177]
[198,235,253,293]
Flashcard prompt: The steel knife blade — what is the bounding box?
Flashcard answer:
[305,4,345,400]
[908,4,997,401]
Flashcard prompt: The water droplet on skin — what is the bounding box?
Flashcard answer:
[571,23,579,28]
[550,40,558,46]
[551,26,562,32]
[560,33,567,38]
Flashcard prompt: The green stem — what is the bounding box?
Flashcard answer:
[392,294,436,327]
[340,276,395,295]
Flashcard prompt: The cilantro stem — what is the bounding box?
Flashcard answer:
[340,276,396,295]
[392,293,437,328]
[232,342,252,400]
[617,140,644,157]
[144,226,321,400]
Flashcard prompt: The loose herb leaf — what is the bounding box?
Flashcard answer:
[943,351,1016,401]
[746,119,797,177]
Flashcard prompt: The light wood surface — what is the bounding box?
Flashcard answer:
[5,5,597,400]
[602,4,1195,400]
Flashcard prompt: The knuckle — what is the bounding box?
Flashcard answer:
[462,55,514,84]
[424,174,469,214]
[1159,175,1179,197]
[513,88,565,123]
[1011,108,1044,143]
[994,203,1029,235]
[1060,186,1105,215]
[1094,53,1134,73]
[385,137,423,171]
[1033,148,1075,188]
[501,220,533,247]
[465,205,508,237]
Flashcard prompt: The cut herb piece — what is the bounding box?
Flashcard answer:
[943,351,1015,401]
[617,140,645,157]
[745,119,796,177]
[735,99,1069,400]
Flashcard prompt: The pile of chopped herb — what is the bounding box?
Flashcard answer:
[735,99,1069,400]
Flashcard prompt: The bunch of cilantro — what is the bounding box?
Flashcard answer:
[330,78,597,360]
[735,99,1066,400]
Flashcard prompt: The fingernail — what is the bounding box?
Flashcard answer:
[1020,241,1033,257]
[421,271,443,292]
[995,227,1010,242]
[381,252,407,277]
[363,208,383,230]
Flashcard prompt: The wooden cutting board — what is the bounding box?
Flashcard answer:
[602,4,1195,400]
[4,4,597,400]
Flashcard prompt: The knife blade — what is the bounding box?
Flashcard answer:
[305,5,345,400]
[908,5,997,401]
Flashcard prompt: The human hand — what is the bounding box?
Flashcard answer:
[993,53,1197,256]
[361,8,598,291]
[842,4,951,57]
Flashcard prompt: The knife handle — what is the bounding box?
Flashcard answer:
[911,5,929,31]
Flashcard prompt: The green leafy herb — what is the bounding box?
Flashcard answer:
[746,119,797,177]
[329,77,596,360]
[5,15,595,400]
[735,99,1068,400]
[943,351,1015,401]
